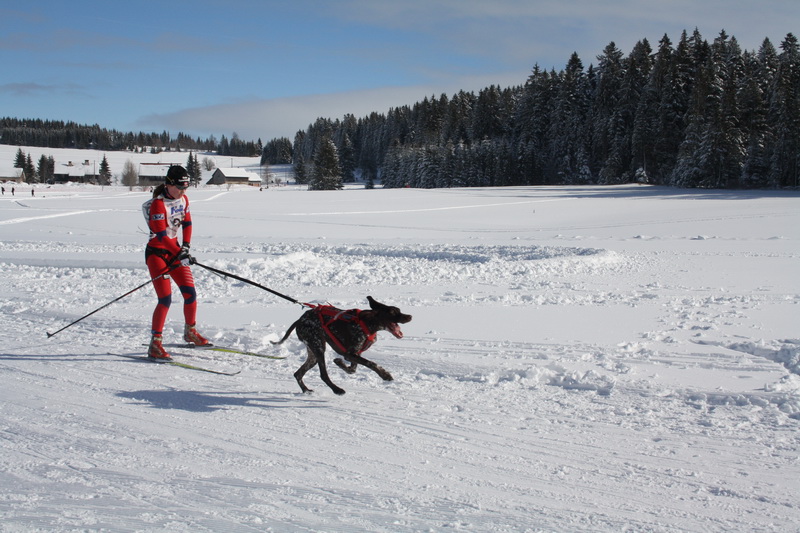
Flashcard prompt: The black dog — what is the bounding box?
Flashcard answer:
[272,296,412,395]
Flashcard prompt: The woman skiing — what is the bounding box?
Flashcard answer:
[144,165,209,359]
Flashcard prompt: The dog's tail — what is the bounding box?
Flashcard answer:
[271,320,298,346]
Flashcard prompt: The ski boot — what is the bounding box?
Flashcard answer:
[148,334,171,360]
[184,324,210,346]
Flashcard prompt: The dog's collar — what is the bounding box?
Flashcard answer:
[314,305,376,355]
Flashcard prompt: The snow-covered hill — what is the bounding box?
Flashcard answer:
[1,176,799,531]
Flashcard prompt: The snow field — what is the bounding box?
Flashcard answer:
[1,180,799,531]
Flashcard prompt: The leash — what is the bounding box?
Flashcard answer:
[191,259,313,309]
[193,260,372,352]
[194,259,376,353]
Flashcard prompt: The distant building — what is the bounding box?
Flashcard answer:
[52,160,98,184]
[207,167,262,186]
[0,164,24,182]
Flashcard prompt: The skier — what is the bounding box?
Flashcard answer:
[144,165,209,359]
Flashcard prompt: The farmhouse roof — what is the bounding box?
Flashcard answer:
[209,167,262,184]
[0,164,24,180]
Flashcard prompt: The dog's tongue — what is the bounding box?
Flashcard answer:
[388,323,404,339]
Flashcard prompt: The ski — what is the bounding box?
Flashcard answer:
[194,345,287,360]
[111,353,242,375]
[155,343,287,360]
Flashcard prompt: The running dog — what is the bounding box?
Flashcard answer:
[272,296,412,395]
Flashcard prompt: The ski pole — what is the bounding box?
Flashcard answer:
[46,263,178,338]
[191,259,310,308]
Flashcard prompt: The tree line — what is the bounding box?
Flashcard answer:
[0,118,263,158]
[289,29,799,190]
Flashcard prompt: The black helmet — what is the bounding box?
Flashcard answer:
[165,165,190,188]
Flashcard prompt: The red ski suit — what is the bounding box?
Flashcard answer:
[145,191,196,336]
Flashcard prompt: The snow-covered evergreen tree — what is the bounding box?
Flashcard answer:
[24,154,36,184]
[14,148,25,169]
[99,155,112,185]
[310,138,343,190]
[593,42,625,183]
[739,40,776,187]
[767,33,800,188]
[550,52,590,184]
[337,134,357,182]
[186,152,202,186]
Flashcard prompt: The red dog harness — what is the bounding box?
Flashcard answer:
[314,305,376,355]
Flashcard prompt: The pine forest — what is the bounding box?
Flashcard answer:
[290,29,800,190]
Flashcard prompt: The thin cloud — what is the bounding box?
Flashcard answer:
[0,32,46,51]
[319,0,799,67]
[0,7,45,29]
[138,72,525,141]
[54,60,137,70]
[0,82,85,97]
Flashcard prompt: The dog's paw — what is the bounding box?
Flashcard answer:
[379,370,393,381]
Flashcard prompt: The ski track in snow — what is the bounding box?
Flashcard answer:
[0,208,116,226]
[1,180,799,532]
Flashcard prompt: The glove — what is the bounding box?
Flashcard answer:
[174,243,194,266]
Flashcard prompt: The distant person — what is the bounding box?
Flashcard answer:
[31,188,34,197]
[11,187,14,196]
[1,186,4,195]
[144,165,209,359]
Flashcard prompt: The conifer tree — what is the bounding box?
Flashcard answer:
[25,154,36,183]
[768,33,800,187]
[593,42,626,183]
[14,148,25,168]
[293,158,308,185]
[310,138,343,190]
[551,52,590,184]
[740,40,776,187]
[186,152,201,186]
[38,154,55,184]
[338,134,357,182]
[99,155,112,185]
[514,66,554,185]
[641,34,682,183]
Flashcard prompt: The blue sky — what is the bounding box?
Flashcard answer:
[2,0,798,143]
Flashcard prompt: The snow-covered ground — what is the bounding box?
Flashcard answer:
[1,173,799,531]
